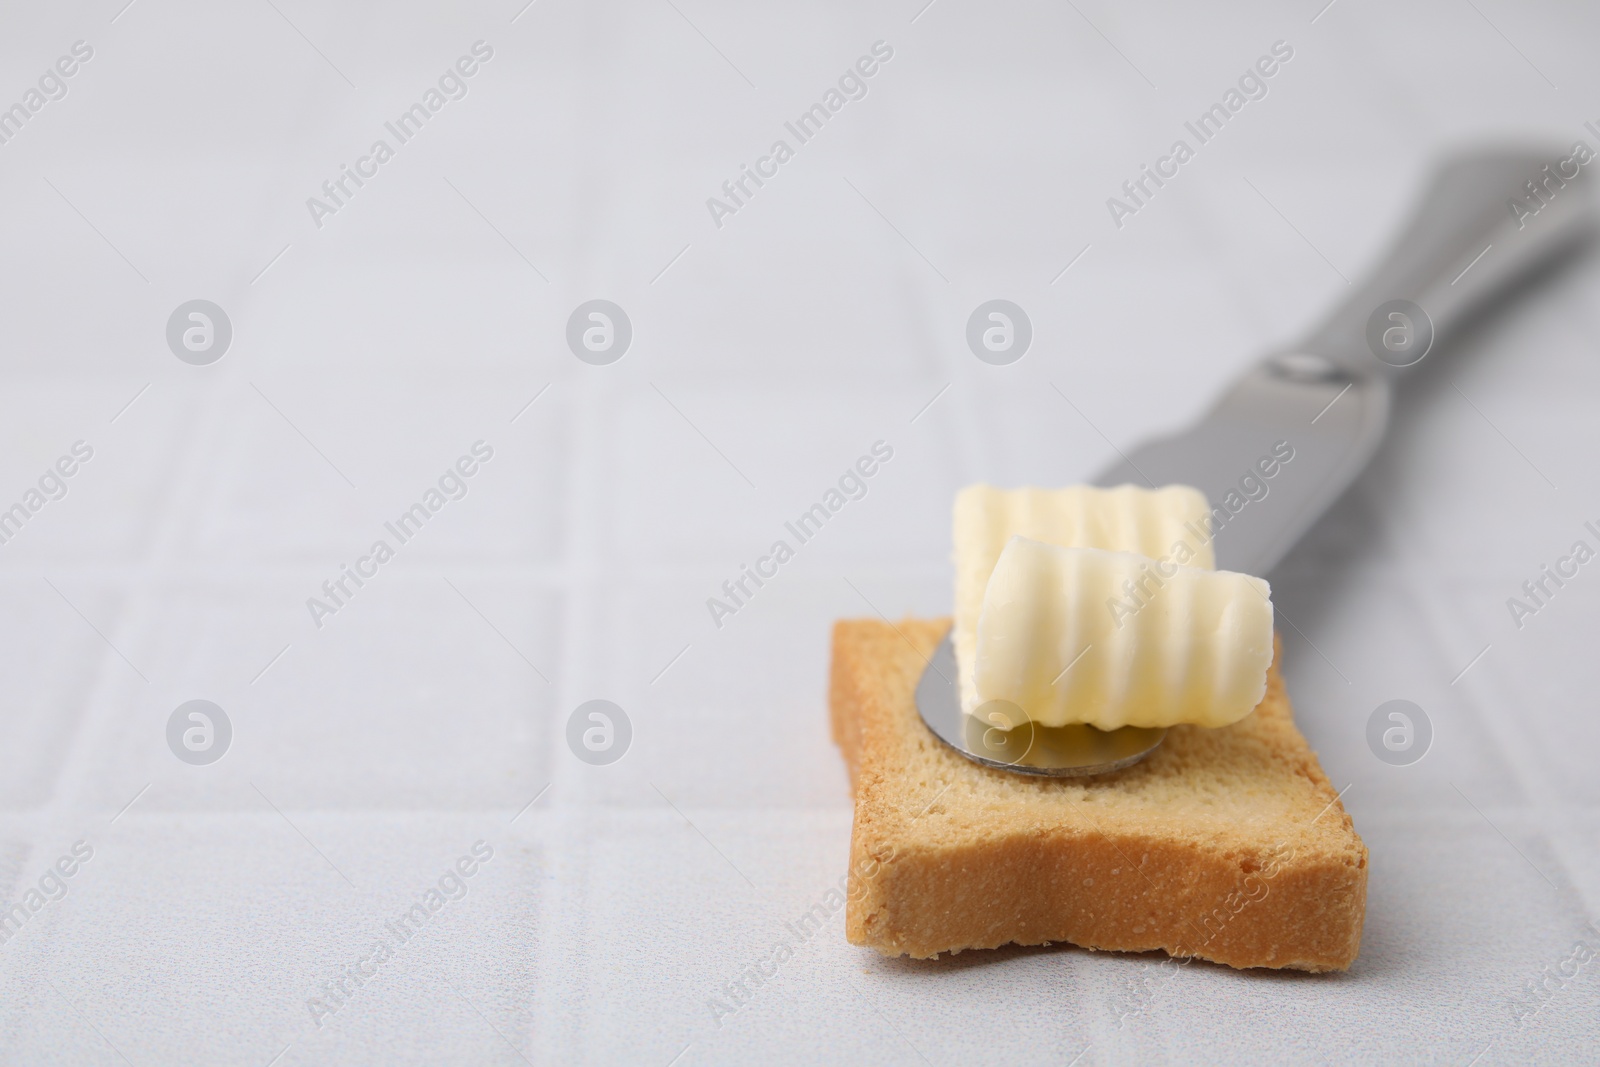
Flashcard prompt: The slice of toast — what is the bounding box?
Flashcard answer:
[830,618,1367,971]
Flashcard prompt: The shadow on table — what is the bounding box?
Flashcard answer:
[861,938,1367,981]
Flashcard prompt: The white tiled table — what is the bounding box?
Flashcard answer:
[0,0,1598,1062]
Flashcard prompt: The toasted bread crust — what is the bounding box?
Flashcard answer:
[830,618,1367,971]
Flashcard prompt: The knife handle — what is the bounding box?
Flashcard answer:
[1295,149,1598,371]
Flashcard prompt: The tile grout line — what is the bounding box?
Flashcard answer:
[37,380,222,830]
[541,364,607,1059]
[1391,511,1592,919]
[0,379,223,949]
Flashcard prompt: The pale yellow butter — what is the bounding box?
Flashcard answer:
[973,536,1273,729]
[952,484,1214,718]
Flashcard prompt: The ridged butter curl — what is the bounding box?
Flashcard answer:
[974,537,1273,729]
[953,483,1216,719]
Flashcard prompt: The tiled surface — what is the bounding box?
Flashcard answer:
[1,0,1599,1062]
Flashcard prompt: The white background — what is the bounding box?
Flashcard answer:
[1,0,1598,1063]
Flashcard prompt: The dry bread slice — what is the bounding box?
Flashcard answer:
[830,617,1367,972]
